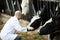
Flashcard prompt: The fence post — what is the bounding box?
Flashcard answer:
[6,0,11,14]
[11,0,15,15]
[17,0,20,10]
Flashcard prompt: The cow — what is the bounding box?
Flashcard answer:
[27,2,56,31]
[39,5,60,39]
[27,2,59,40]
[21,0,29,15]
[39,15,60,39]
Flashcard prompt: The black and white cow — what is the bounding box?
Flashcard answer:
[27,2,56,30]
[40,14,60,40]
[39,3,60,40]
[27,2,59,40]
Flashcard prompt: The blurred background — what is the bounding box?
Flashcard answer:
[0,0,60,40]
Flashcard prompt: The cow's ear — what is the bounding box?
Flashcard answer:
[37,10,41,16]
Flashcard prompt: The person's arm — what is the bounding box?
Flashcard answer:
[14,21,27,32]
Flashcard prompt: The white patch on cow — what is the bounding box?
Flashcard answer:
[56,6,58,11]
[43,18,52,27]
[21,0,29,15]
[27,15,40,30]
[31,15,40,23]
[37,10,41,15]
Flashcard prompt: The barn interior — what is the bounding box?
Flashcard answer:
[0,0,60,40]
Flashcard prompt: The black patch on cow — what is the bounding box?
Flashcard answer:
[39,22,56,35]
[30,18,41,30]
[39,18,60,35]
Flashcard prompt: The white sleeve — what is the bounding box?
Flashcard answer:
[14,21,27,32]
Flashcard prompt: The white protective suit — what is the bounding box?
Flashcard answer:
[0,16,27,40]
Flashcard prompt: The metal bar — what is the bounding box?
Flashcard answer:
[40,0,60,2]
[6,0,11,13]
[11,0,15,15]
[17,0,20,10]
[6,0,10,10]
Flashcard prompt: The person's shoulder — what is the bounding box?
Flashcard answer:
[7,17,15,22]
[11,16,18,22]
[10,16,16,20]
[9,17,14,20]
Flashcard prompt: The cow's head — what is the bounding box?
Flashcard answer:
[27,5,50,31]
[39,15,60,35]
[27,10,42,31]
[21,0,29,15]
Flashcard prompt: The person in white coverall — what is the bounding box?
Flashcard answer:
[0,11,28,40]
